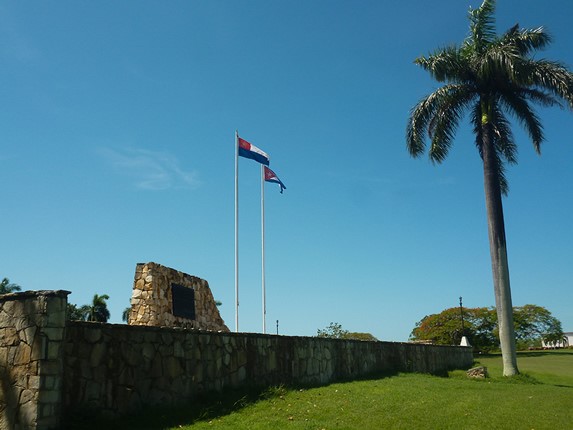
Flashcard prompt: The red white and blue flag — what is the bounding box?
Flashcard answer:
[238,137,270,166]
[264,166,286,194]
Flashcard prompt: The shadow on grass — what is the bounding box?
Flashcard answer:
[63,370,402,430]
[62,387,273,430]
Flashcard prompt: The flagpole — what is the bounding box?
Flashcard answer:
[261,164,267,334]
[234,130,239,333]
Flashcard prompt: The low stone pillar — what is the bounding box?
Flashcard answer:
[0,290,69,430]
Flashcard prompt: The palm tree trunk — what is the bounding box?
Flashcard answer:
[481,122,519,376]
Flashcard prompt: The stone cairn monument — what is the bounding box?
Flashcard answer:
[128,262,229,332]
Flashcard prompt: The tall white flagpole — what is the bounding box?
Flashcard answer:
[234,130,239,333]
[261,164,267,334]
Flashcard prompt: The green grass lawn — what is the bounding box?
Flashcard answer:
[73,350,573,430]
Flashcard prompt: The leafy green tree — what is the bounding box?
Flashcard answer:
[85,294,111,322]
[411,307,496,351]
[411,305,564,352]
[513,304,564,349]
[345,332,379,342]
[0,278,21,294]
[317,322,378,341]
[406,0,573,375]
[317,322,349,339]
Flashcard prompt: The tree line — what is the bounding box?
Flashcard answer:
[410,305,566,351]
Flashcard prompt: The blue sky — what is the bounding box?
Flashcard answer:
[1,1,572,341]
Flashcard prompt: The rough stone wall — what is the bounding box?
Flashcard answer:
[129,262,228,331]
[1,290,474,428]
[0,290,69,430]
[61,322,473,419]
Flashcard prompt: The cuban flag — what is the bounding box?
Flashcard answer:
[264,166,286,193]
[238,137,270,166]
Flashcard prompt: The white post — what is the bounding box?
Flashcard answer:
[234,130,239,333]
[261,164,266,334]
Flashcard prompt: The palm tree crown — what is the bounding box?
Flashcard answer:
[0,278,21,294]
[406,0,573,376]
[407,0,573,194]
[86,294,111,322]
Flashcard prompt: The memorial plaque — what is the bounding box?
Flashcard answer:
[171,283,196,320]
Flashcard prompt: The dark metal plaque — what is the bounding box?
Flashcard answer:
[171,283,196,320]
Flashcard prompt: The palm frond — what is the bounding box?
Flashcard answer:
[415,46,471,83]
[490,105,517,165]
[471,103,484,157]
[494,148,510,195]
[499,25,551,57]
[407,94,437,157]
[428,86,477,163]
[406,85,475,161]
[468,0,497,52]
[525,60,573,108]
[477,42,519,83]
[518,87,561,108]
[499,90,544,153]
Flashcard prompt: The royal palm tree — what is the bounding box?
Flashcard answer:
[0,278,21,294]
[406,0,573,376]
[85,294,111,322]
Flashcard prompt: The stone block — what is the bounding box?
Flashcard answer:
[0,327,19,346]
[46,310,66,328]
[19,389,35,404]
[19,399,38,427]
[39,361,62,376]
[47,341,61,360]
[14,343,32,365]
[467,366,488,378]
[43,375,59,390]
[21,326,37,346]
[38,389,60,404]
[28,375,41,390]
[84,328,102,344]
[164,356,183,379]
[90,342,107,367]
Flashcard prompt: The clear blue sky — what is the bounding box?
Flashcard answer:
[2,1,572,341]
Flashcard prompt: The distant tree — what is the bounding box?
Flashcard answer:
[513,304,564,349]
[66,303,88,321]
[317,322,378,341]
[542,332,568,349]
[0,278,21,294]
[85,294,111,323]
[122,307,131,323]
[317,322,349,339]
[411,305,563,351]
[411,307,497,351]
[345,332,379,342]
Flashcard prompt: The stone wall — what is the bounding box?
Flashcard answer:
[61,322,473,420]
[0,290,69,430]
[1,291,474,429]
[129,262,228,332]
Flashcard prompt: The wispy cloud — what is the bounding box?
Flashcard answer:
[98,147,200,191]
